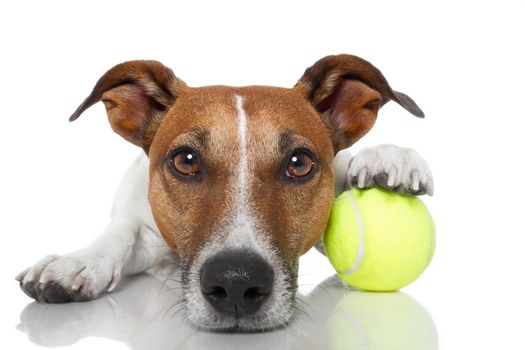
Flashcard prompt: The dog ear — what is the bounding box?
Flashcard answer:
[69,60,187,153]
[295,54,424,151]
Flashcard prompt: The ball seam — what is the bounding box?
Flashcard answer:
[341,190,365,276]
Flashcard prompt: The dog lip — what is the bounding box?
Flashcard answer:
[200,320,289,334]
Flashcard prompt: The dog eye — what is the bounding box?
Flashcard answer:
[286,151,315,178]
[171,149,200,176]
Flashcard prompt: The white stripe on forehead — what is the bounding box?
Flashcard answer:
[235,95,249,205]
[222,95,257,247]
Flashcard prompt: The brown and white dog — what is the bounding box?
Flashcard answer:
[16,54,433,332]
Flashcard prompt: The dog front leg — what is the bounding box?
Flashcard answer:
[16,154,172,302]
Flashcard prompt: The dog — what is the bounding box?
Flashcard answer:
[16,54,433,332]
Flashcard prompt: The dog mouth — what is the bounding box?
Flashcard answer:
[180,249,298,332]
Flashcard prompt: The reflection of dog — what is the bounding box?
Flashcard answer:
[17,275,437,349]
[17,54,433,331]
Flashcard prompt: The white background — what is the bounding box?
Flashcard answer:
[1,1,524,349]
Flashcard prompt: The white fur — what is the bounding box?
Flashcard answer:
[235,95,249,194]
[227,95,257,247]
[346,144,434,195]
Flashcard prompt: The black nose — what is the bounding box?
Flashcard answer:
[200,250,274,318]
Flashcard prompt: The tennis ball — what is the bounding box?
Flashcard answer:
[324,187,435,291]
[325,291,438,350]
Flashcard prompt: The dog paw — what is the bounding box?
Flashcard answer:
[16,251,122,303]
[347,144,434,195]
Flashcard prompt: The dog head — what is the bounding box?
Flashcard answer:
[70,54,423,331]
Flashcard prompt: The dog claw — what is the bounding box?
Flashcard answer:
[387,166,397,187]
[15,269,29,281]
[357,168,367,188]
[107,273,121,292]
[71,275,85,292]
[39,272,54,285]
[411,171,420,191]
[426,177,434,196]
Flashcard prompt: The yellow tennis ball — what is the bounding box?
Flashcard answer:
[324,187,435,291]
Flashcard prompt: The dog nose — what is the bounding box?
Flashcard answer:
[200,250,274,318]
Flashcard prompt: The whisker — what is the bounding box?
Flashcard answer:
[163,298,185,319]
[314,284,335,302]
[158,286,184,296]
[159,275,174,295]
[298,283,335,303]
[295,296,315,315]
[177,312,193,332]
[292,304,314,323]
[158,265,184,295]
[170,305,187,320]
[165,277,184,283]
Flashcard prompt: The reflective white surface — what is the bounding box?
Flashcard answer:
[3,1,525,349]
[16,273,437,350]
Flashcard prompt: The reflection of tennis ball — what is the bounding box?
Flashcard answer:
[326,291,438,350]
[324,188,435,291]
